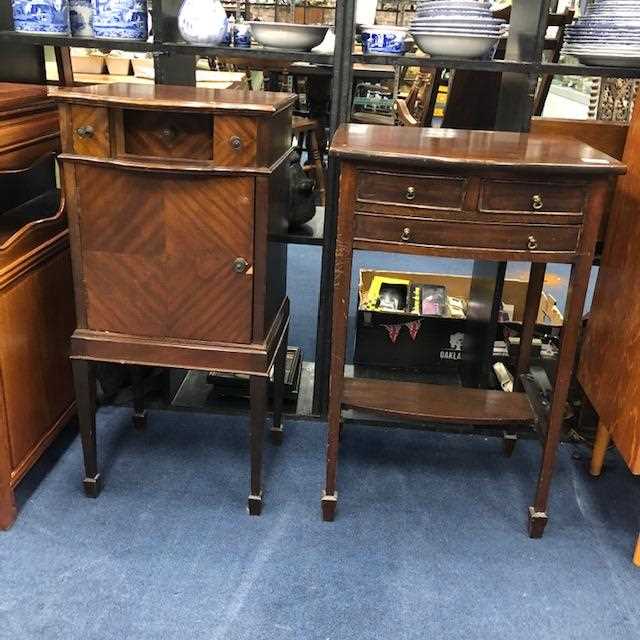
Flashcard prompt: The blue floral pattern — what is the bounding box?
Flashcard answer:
[92,0,148,40]
[12,0,70,34]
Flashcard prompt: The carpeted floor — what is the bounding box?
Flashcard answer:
[2,407,639,640]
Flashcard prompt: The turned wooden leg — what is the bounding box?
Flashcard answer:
[270,327,288,446]
[633,535,640,567]
[309,128,326,206]
[0,427,17,529]
[590,421,610,477]
[248,375,267,516]
[72,359,102,498]
[131,365,147,431]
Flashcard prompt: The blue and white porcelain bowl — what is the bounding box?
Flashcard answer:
[12,0,70,34]
[360,25,408,55]
[93,0,148,40]
[234,23,251,48]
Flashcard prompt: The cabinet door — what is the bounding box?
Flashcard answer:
[76,165,255,344]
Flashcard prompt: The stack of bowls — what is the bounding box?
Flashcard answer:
[562,0,640,67]
[409,0,507,59]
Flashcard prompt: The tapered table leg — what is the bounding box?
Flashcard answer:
[270,327,288,446]
[248,375,267,516]
[590,421,610,477]
[132,365,147,431]
[72,359,101,498]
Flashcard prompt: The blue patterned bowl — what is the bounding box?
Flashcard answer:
[360,25,408,55]
[12,0,70,34]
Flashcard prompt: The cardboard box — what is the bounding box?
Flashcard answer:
[354,269,562,372]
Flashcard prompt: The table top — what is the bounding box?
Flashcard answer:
[49,82,297,115]
[330,124,627,175]
[0,82,52,113]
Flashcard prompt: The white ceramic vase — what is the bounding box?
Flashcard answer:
[178,0,228,45]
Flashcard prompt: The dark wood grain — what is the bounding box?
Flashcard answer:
[342,378,534,425]
[50,82,297,115]
[330,124,626,176]
[53,85,293,514]
[323,125,624,532]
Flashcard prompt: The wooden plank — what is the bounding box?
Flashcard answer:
[342,378,534,426]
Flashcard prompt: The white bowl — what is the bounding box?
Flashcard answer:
[413,32,499,58]
[248,22,329,51]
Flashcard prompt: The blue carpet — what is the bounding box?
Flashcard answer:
[2,407,640,639]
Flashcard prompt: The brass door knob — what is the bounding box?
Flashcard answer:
[405,186,416,201]
[527,235,538,250]
[531,194,544,210]
[401,227,411,242]
[230,136,243,151]
[75,125,94,139]
[232,257,250,273]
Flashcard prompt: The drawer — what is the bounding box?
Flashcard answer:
[354,214,580,254]
[479,179,585,215]
[356,170,467,212]
[71,105,110,157]
[122,109,213,161]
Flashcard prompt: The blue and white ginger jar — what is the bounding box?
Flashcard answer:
[69,0,93,36]
[178,0,228,46]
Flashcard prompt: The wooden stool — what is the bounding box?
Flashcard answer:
[292,115,326,206]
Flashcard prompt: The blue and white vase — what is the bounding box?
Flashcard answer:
[69,0,93,36]
[360,26,408,55]
[234,23,251,48]
[11,0,70,34]
[92,0,148,40]
[178,0,227,45]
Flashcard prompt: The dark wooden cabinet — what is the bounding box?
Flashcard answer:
[51,83,296,516]
[322,124,625,536]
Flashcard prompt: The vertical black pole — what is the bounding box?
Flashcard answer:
[312,0,355,415]
[466,0,551,388]
[153,0,196,85]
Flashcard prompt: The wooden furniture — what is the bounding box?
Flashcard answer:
[292,115,326,205]
[394,71,435,128]
[579,93,640,565]
[322,124,625,535]
[0,153,76,530]
[51,83,295,515]
[0,82,59,169]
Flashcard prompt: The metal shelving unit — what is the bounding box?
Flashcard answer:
[1,0,639,417]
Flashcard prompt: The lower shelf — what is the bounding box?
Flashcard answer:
[342,378,535,427]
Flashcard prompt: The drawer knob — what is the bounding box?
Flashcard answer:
[401,227,411,242]
[161,127,177,142]
[531,194,544,211]
[527,235,538,251]
[230,136,243,151]
[75,125,94,139]
[406,186,416,201]
[232,257,250,273]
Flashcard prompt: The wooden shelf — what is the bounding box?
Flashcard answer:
[342,378,535,427]
[0,31,157,51]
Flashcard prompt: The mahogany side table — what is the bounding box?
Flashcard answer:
[51,83,296,515]
[322,124,625,536]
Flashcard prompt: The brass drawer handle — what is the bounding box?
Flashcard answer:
[161,127,177,142]
[75,125,94,139]
[233,257,249,273]
[401,227,411,242]
[230,136,243,151]
[405,186,416,201]
[531,194,544,210]
[527,235,538,251]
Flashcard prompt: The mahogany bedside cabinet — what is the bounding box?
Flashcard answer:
[50,83,296,516]
[322,124,625,537]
